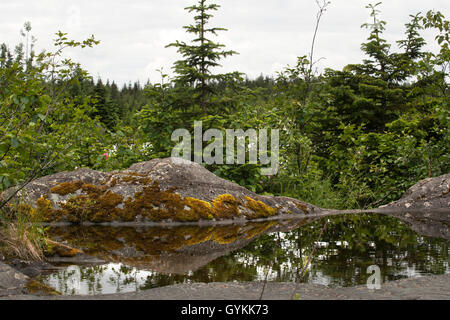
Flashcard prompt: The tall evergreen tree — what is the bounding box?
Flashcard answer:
[166,0,240,114]
[93,79,118,130]
[356,2,392,81]
[339,3,427,130]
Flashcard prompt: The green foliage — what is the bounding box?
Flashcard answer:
[274,5,450,208]
[0,25,102,201]
[1,3,448,214]
[92,79,119,130]
[166,0,242,114]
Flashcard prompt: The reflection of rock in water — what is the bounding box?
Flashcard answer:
[47,218,318,274]
[383,211,450,240]
[376,173,449,240]
[137,239,256,274]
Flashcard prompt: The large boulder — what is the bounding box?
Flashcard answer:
[1,158,319,224]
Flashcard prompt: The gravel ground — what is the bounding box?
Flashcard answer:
[3,274,449,300]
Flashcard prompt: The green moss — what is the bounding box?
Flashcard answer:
[185,197,214,220]
[61,195,100,223]
[26,280,61,296]
[35,196,61,222]
[98,191,123,207]
[122,183,186,221]
[45,239,83,257]
[50,181,83,196]
[212,194,242,219]
[81,183,107,196]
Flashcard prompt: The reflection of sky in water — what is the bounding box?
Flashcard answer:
[45,264,160,295]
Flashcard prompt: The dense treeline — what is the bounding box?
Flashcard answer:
[0,1,448,213]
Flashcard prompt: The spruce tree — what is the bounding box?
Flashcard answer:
[93,79,118,130]
[356,3,392,81]
[167,0,240,114]
[341,3,427,130]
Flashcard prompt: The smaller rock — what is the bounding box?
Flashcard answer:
[386,174,450,211]
[9,260,54,278]
[0,262,29,296]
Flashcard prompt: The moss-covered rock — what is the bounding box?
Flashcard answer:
[2,159,448,226]
[25,279,61,296]
[1,158,320,224]
[44,239,84,258]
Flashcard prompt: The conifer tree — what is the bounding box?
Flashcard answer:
[166,0,240,114]
[93,79,118,130]
[341,3,427,130]
[357,2,392,81]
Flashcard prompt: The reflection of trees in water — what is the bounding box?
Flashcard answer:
[137,215,448,289]
[255,214,450,286]
[108,264,140,293]
[43,214,449,294]
[46,264,107,295]
[45,264,151,295]
[80,265,106,294]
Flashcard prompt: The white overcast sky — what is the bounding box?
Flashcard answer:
[0,0,448,86]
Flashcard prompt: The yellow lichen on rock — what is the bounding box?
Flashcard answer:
[184,197,214,220]
[107,172,152,187]
[295,202,309,214]
[120,173,152,185]
[33,179,280,223]
[212,194,241,219]
[50,181,83,195]
[244,196,277,219]
[123,183,185,221]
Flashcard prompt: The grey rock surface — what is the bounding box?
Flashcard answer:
[1,158,319,223]
[383,174,450,211]
[3,274,449,300]
[0,262,28,296]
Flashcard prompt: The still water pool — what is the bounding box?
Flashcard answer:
[40,214,449,295]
